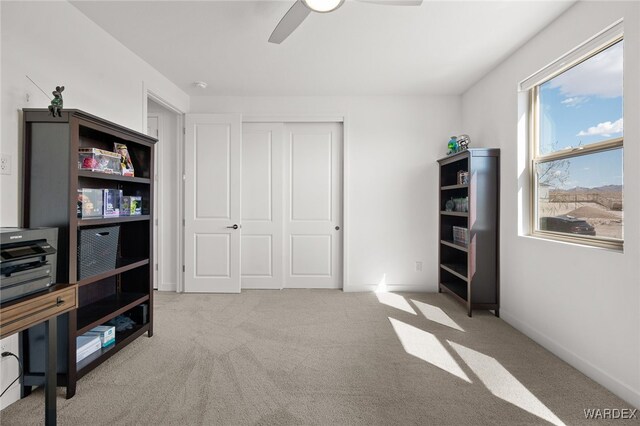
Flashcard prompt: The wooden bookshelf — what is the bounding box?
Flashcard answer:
[21,109,156,398]
[437,149,500,317]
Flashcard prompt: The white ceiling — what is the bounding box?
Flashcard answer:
[71,0,576,96]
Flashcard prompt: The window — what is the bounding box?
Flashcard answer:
[527,27,623,249]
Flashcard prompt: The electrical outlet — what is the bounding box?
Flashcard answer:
[415,261,423,272]
[0,154,11,175]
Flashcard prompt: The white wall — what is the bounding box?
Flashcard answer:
[190,95,462,292]
[148,100,180,292]
[0,0,189,227]
[0,0,189,409]
[461,1,640,408]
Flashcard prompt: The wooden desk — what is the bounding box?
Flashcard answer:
[0,284,77,426]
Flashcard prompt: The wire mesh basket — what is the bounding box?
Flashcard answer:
[77,225,120,280]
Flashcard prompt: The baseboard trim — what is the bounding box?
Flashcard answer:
[158,282,177,292]
[501,309,640,409]
[343,284,436,293]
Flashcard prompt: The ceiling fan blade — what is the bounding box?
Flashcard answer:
[356,0,422,5]
[268,0,311,44]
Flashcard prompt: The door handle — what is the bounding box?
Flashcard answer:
[335,226,340,231]
[227,224,239,230]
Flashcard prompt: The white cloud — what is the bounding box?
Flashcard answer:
[577,118,623,137]
[560,96,588,107]
[547,41,623,99]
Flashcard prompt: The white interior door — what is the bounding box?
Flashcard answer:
[184,114,242,293]
[147,115,160,291]
[241,123,284,289]
[284,123,343,289]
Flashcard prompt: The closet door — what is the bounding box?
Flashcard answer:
[241,123,284,289]
[284,123,343,289]
[184,114,241,293]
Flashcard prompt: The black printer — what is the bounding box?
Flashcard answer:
[0,227,58,303]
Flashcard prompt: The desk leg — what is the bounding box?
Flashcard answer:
[44,318,57,426]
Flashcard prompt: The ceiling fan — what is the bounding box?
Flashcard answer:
[269,0,423,44]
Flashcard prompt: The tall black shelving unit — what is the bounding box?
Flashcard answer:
[21,109,156,398]
[437,148,500,317]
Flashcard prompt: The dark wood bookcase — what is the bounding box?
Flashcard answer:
[21,109,156,398]
[437,148,500,317]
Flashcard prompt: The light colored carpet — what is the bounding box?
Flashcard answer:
[0,290,633,425]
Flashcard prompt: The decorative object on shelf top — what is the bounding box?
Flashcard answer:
[457,134,470,151]
[25,76,65,117]
[446,134,471,155]
[48,85,64,117]
[447,136,458,155]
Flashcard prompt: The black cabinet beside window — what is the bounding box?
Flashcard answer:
[437,149,500,317]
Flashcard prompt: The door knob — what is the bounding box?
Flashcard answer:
[335,226,340,231]
[227,224,239,230]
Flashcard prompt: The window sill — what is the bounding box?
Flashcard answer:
[519,233,624,254]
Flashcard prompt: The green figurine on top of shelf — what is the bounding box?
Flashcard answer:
[447,136,458,155]
[48,85,64,117]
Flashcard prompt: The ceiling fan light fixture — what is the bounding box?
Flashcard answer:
[302,0,345,13]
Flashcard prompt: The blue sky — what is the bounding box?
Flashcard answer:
[538,40,623,189]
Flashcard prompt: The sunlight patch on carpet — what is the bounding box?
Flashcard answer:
[376,292,416,315]
[389,318,471,383]
[449,341,566,426]
[411,300,464,332]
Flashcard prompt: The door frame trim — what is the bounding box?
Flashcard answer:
[243,115,349,291]
[147,113,162,291]
[143,84,187,293]
[244,115,345,123]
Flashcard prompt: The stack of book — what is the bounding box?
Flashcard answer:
[86,325,115,347]
[76,335,101,362]
[76,325,116,362]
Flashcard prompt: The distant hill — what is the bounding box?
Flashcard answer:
[552,185,622,194]
[592,185,623,193]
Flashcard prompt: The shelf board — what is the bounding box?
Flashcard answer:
[77,258,149,287]
[441,184,468,190]
[440,282,468,304]
[78,215,150,227]
[440,211,468,217]
[77,323,150,378]
[78,169,150,184]
[440,239,469,252]
[440,263,468,282]
[76,293,150,335]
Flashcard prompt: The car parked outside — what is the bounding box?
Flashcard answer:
[539,215,596,236]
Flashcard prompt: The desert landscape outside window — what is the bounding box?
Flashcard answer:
[531,38,623,248]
